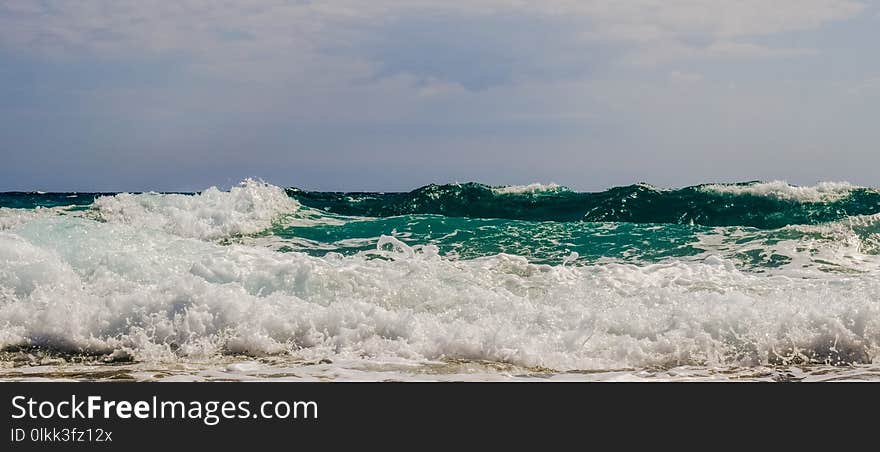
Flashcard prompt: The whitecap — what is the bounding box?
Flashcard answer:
[700,181,859,202]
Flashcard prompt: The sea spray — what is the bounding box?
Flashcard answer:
[288,180,880,228]
[1,180,880,379]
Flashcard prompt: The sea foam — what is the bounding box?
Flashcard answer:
[700,181,858,202]
[491,183,568,194]
[92,179,300,241]
[2,211,879,370]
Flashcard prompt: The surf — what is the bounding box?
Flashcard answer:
[1,179,879,379]
[288,180,880,228]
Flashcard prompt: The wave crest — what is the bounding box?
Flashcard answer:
[2,217,879,370]
[491,183,568,194]
[291,180,880,228]
[93,179,300,240]
[700,180,858,202]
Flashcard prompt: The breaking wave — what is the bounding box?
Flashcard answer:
[1,180,879,376]
[289,180,880,229]
[92,179,300,240]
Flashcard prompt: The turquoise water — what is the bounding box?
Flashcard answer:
[287,181,880,227]
[273,181,880,270]
[270,215,707,264]
[6,180,875,266]
[2,180,880,379]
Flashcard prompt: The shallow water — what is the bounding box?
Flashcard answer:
[4,357,879,382]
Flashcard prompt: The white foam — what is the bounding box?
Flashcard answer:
[92,179,300,241]
[492,183,567,194]
[0,209,40,231]
[691,214,880,277]
[8,359,878,381]
[700,181,858,202]
[0,207,85,231]
[2,213,879,372]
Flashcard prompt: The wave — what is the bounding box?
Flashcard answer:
[92,179,300,240]
[3,180,880,374]
[268,210,880,276]
[2,214,878,369]
[490,182,568,194]
[699,181,857,202]
[4,180,877,229]
[289,180,879,228]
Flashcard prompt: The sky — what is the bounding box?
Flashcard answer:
[2,0,880,192]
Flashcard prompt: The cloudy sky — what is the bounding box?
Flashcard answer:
[2,0,879,191]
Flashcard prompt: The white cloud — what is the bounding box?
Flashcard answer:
[0,1,864,62]
[0,0,867,123]
[3,1,877,191]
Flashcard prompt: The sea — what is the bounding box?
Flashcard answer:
[1,179,879,381]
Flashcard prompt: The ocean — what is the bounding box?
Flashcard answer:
[1,179,879,381]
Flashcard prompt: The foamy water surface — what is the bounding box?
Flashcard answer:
[2,180,879,381]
